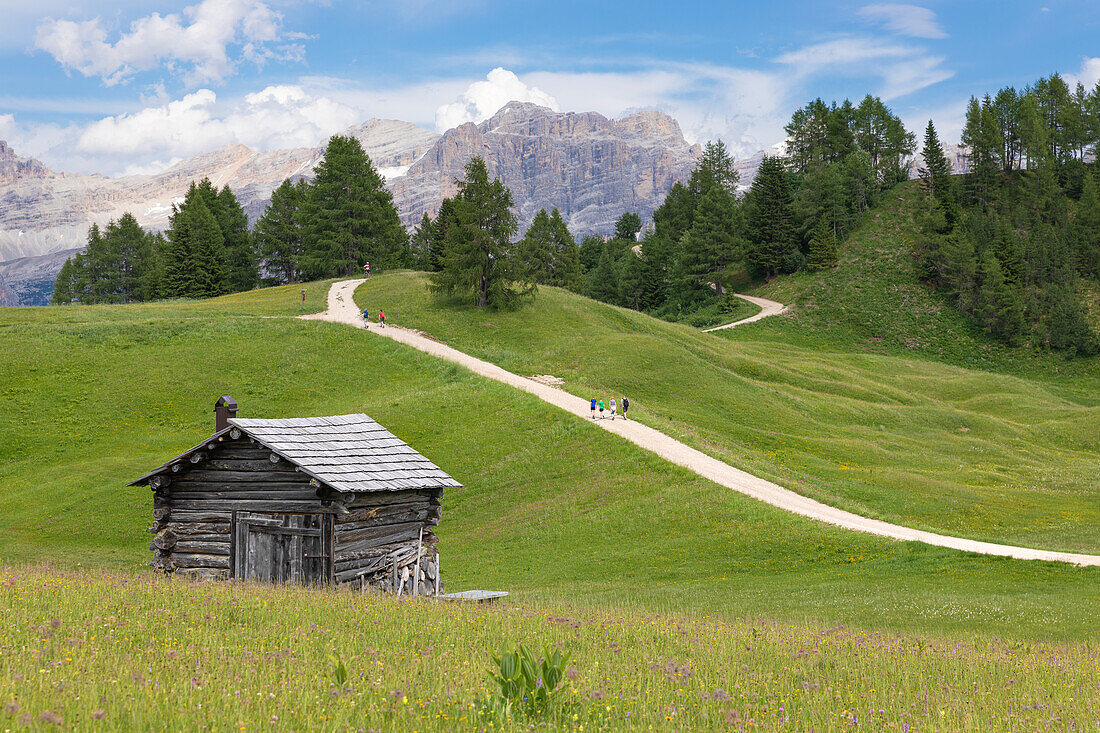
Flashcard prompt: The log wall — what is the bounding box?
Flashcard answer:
[148,435,445,592]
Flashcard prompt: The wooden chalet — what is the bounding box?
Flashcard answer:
[129,396,460,594]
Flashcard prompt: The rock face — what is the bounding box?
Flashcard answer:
[0,120,439,263]
[390,102,701,236]
[0,247,82,306]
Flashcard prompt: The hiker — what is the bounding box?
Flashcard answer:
[363,308,370,326]
[364,262,371,278]
[379,309,386,327]
[590,398,597,419]
[597,399,604,418]
[621,396,629,420]
[609,398,617,420]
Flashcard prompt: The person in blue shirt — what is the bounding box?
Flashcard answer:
[363,308,370,327]
[590,398,596,419]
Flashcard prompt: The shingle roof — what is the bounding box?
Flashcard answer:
[129,413,461,493]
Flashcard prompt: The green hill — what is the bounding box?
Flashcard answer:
[3,269,1100,642]
[353,186,1100,556]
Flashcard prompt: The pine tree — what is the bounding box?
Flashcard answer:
[431,157,529,307]
[744,156,799,278]
[410,213,435,271]
[430,198,457,272]
[688,140,740,199]
[1072,171,1100,277]
[519,209,555,284]
[304,135,409,279]
[614,212,643,242]
[652,182,695,242]
[679,186,741,295]
[548,208,583,290]
[188,198,229,298]
[976,251,1025,343]
[107,213,154,302]
[256,178,307,284]
[806,218,839,271]
[587,241,620,303]
[51,257,76,304]
[578,234,604,274]
[919,120,954,210]
[214,186,257,292]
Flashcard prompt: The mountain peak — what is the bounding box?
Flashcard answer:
[0,140,53,185]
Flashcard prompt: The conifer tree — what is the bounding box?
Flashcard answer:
[187,199,229,298]
[919,120,954,210]
[51,257,77,304]
[614,212,643,242]
[587,241,620,303]
[806,218,839,271]
[1072,172,1100,277]
[256,178,307,284]
[578,234,604,274]
[679,187,741,295]
[519,209,555,283]
[410,213,435,271]
[107,213,154,302]
[303,135,409,279]
[432,157,530,307]
[548,208,583,291]
[215,186,257,292]
[745,156,799,278]
[430,198,457,272]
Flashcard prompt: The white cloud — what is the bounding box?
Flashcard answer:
[34,0,301,86]
[1066,57,1100,90]
[776,37,952,100]
[434,68,559,130]
[857,4,947,39]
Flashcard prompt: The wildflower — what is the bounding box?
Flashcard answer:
[93,709,107,720]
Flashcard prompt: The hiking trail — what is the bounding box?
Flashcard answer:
[302,279,1100,567]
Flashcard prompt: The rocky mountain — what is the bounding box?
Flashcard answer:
[389,102,701,235]
[0,247,81,306]
[0,119,439,263]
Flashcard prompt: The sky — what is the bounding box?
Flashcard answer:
[1,0,1098,177]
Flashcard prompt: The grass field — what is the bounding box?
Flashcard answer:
[3,278,1100,644]
[352,186,1100,556]
[3,567,1098,732]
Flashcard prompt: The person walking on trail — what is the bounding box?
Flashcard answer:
[621,396,629,420]
[590,398,597,419]
[609,398,617,420]
[364,262,371,278]
[597,399,604,418]
[363,308,370,327]
[379,309,386,327]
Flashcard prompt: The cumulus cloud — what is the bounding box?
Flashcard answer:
[34,0,302,86]
[1066,57,1100,90]
[77,86,360,161]
[857,4,947,39]
[434,68,558,130]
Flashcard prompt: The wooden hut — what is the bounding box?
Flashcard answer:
[129,396,460,594]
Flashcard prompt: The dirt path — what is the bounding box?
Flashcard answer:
[303,279,1100,567]
[702,293,789,332]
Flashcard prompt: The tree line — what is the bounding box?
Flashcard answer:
[916,73,1100,355]
[53,134,410,304]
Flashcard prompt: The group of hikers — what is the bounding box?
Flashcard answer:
[362,308,385,327]
[590,396,629,420]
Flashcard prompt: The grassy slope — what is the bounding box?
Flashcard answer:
[2,281,1100,640]
[354,241,1100,554]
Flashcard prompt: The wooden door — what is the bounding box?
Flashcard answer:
[233,513,330,585]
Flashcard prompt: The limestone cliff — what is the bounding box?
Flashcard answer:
[390,102,701,236]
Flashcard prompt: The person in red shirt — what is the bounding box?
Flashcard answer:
[379,309,386,327]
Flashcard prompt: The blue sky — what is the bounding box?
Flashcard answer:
[1,0,1098,176]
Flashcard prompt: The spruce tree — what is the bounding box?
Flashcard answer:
[614,212,643,242]
[188,199,229,298]
[431,156,529,307]
[745,156,799,278]
[51,257,76,304]
[215,186,257,292]
[679,186,741,295]
[1073,172,1100,276]
[430,198,457,272]
[548,208,583,291]
[919,120,954,210]
[806,218,839,271]
[304,135,408,278]
[587,241,620,303]
[107,213,154,302]
[578,234,604,274]
[256,178,307,284]
[410,212,435,271]
[519,209,555,284]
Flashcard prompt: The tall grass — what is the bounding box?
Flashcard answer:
[2,568,1098,731]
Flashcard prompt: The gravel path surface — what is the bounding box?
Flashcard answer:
[303,279,1100,567]
[702,293,789,331]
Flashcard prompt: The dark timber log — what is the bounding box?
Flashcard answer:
[175,470,308,483]
[334,502,435,530]
[172,553,230,570]
[169,499,332,513]
[335,522,424,551]
[170,489,319,501]
[345,490,435,507]
[168,509,231,523]
[177,567,228,581]
[203,459,296,472]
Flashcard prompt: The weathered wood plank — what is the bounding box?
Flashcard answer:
[175,469,309,483]
[345,490,434,507]
[334,503,434,531]
[202,459,300,473]
[171,553,230,570]
[168,509,232,523]
[335,522,424,552]
[174,540,230,556]
[170,489,320,501]
[169,499,330,513]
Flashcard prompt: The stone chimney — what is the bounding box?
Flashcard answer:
[214,395,238,432]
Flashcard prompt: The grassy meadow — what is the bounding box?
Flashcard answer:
[3,567,1100,732]
[2,193,1099,729]
[353,186,1100,555]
